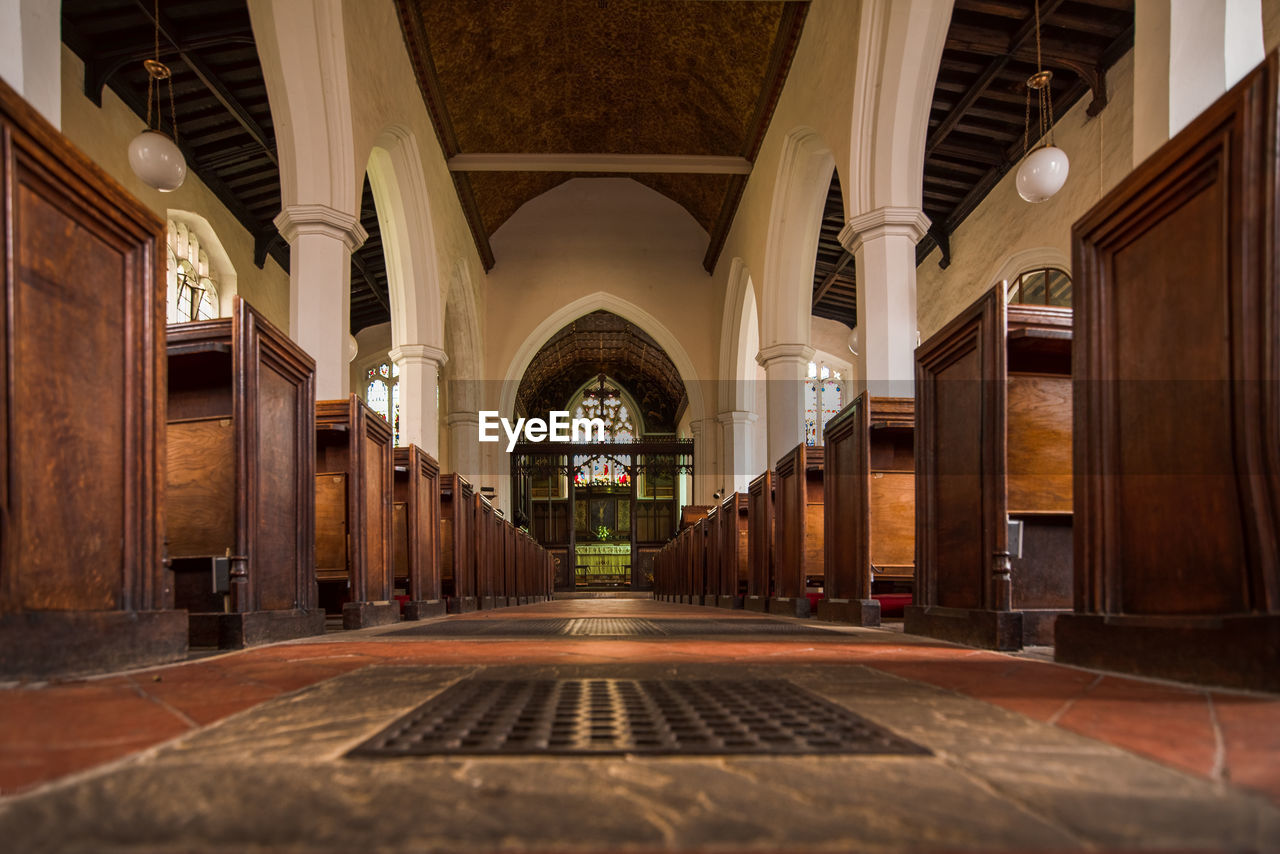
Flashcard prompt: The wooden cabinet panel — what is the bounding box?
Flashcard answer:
[315,474,347,580]
[1007,374,1072,514]
[167,419,236,557]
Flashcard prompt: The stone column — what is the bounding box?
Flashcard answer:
[274,204,367,400]
[1133,0,1264,165]
[757,343,814,469]
[0,0,61,128]
[689,417,721,506]
[447,410,480,482]
[841,207,929,400]
[718,410,759,494]
[389,344,446,455]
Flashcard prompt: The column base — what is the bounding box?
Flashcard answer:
[714,595,744,610]
[0,610,188,679]
[189,609,325,649]
[767,596,811,619]
[816,598,880,627]
[402,600,447,621]
[904,605,1023,650]
[1055,613,1280,693]
[342,601,400,630]
[743,595,769,613]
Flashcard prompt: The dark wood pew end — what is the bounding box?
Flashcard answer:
[0,611,188,680]
[1056,614,1280,694]
[816,598,881,627]
[714,595,745,610]
[188,609,325,649]
[743,596,769,613]
[401,600,447,620]
[904,606,1024,651]
[342,601,401,630]
[767,596,811,619]
[448,596,480,613]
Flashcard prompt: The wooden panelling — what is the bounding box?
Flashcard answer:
[440,474,477,609]
[775,444,824,601]
[746,471,774,603]
[0,76,186,676]
[393,445,442,611]
[166,419,236,557]
[1007,374,1072,514]
[315,474,348,581]
[1058,53,1280,691]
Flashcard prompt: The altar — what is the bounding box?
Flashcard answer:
[575,543,631,587]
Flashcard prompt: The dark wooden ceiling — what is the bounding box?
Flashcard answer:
[919,0,1134,265]
[516,311,688,432]
[61,0,391,333]
[810,172,855,328]
[395,0,809,272]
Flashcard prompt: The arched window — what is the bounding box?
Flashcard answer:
[1007,267,1071,307]
[366,361,400,445]
[166,219,219,324]
[569,377,637,487]
[804,360,844,446]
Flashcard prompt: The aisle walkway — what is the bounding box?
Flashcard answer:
[1,598,1278,852]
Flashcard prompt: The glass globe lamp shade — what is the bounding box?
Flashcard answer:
[346,334,359,363]
[1016,145,1069,203]
[128,129,187,192]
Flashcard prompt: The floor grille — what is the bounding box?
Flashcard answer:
[385,618,839,639]
[346,678,930,757]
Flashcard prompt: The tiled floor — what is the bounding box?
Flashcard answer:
[1,598,1277,852]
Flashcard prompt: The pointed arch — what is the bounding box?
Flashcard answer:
[366,125,445,351]
[760,128,835,348]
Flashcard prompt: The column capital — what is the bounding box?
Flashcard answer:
[756,342,814,369]
[389,344,449,368]
[838,206,931,254]
[717,410,759,426]
[274,204,368,252]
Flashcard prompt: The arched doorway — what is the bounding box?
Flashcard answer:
[510,311,695,591]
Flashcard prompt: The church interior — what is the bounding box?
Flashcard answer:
[2,0,1280,850]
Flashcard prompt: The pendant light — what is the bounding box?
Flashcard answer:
[128,0,187,192]
[1015,0,1068,203]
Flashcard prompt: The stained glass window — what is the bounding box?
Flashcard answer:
[804,360,844,446]
[166,220,219,324]
[366,361,401,445]
[569,378,636,487]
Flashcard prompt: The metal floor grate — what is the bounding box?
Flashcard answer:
[347,678,930,757]
[385,618,840,639]
[563,618,665,636]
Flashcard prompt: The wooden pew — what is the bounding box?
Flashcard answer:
[1056,54,1280,692]
[392,445,446,619]
[690,516,710,606]
[474,494,504,609]
[0,78,187,678]
[167,297,324,647]
[906,285,1073,650]
[503,520,518,606]
[714,493,749,609]
[818,394,914,626]
[440,474,478,612]
[772,445,824,618]
[315,395,399,629]
[744,471,774,612]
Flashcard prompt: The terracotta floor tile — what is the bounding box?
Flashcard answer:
[1054,677,1217,777]
[1212,693,1280,802]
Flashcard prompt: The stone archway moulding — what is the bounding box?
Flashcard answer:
[716,257,762,414]
[498,292,706,429]
[985,247,1072,292]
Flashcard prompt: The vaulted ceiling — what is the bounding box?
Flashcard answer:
[516,311,688,432]
[395,0,809,272]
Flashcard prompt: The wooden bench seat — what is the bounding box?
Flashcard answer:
[315,395,398,629]
[906,285,1073,650]
[819,394,914,626]
[773,444,824,618]
[167,298,324,647]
